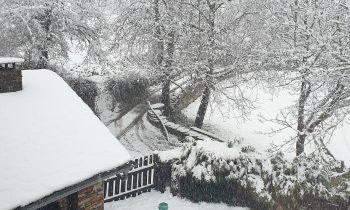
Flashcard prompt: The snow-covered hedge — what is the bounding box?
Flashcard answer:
[270,151,349,209]
[66,77,98,113]
[170,139,350,209]
[106,71,150,107]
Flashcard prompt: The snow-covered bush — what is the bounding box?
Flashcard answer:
[106,71,150,107]
[171,139,273,209]
[66,77,98,113]
[269,152,349,209]
[170,139,349,209]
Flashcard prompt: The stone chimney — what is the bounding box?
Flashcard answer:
[0,57,24,93]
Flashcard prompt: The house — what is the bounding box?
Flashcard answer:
[0,58,131,210]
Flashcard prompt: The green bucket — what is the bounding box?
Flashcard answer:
[158,202,168,210]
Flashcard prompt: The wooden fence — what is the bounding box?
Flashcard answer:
[104,154,157,202]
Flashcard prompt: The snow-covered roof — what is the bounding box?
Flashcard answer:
[0,57,24,64]
[0,70,131,210]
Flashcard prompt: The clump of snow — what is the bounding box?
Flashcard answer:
[190,139,243,160]
[0,57,24,64]
[104,190,249,210]
[0,70,131,209]
[150,103,165,109]
[158,147,183,162]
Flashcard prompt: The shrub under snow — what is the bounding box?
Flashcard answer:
[169,139,350,210]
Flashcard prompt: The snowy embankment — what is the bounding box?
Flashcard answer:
[62,72,182,157]
[87,73,191,157]
[94,79,181,157]
[104,190,249,210]
[183,84,350,166]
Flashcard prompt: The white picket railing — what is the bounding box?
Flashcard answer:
[104,154,157,202]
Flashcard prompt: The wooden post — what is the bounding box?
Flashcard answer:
[153,154,166,192]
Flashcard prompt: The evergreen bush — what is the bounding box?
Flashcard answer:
[169,139,350,210]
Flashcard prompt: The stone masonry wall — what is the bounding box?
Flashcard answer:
[56,192,78,210]
[40,181,104,210]
[0,70,22,93]
[77,181,104,210]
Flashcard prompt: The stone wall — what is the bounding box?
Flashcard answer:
[0,70,22,93]
[77,181,104,210]
[56,192,78,210]
[40,181,104,210]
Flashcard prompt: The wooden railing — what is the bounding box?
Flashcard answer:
[104,154,157,202]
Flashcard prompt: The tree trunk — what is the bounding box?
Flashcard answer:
[296,133,306,156]
[38,8,51,68]
[194,86,211,128]
[154,0,168,114]
[39,50,48,68]
[162,15,175,117]
[154,0,163,68]
[161,78,171,116]
[295,78,310,156]
[194,2,215,128]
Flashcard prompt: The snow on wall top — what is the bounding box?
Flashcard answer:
[0,57,24,64]
[0,70,131,210]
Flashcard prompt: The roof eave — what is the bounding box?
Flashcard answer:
[14,161,133,210]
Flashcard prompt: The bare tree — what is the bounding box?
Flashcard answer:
[177,0,262,128]
[261,0,350,156]
[0,0,105,68]
[159,0,177,117]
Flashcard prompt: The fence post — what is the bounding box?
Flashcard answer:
[153,153,164,193]
[154,153,171,193]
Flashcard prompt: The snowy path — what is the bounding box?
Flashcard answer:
[118,114,181,157]
[104,190,249,210]
[98,76,198,156]
[108,102,149,138]
[94,68,233,157]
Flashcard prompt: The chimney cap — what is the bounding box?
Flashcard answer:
[0,57,24,65]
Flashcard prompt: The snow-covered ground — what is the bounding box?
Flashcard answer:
[183,84,350,166]
[118,114,182,157]
[104,190,249,210]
